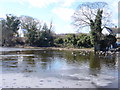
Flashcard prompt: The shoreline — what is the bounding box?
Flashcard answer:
[13,46,94,52]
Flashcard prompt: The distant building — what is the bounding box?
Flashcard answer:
[102,27,120,43]
[18,27,27,37]
[116,33,120,42]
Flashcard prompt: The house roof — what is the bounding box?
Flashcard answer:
[106,27,120,34]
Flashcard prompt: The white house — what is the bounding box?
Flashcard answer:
[102,27,114,35]
[102,27,120,42]
[18,27,27,37]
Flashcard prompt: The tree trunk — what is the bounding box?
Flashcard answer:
[94,43,100,53]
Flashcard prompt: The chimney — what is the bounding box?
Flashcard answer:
[115,26,117,28]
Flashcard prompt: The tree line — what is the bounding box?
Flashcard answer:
[0,14,94,48]
[1,14,54,47]
[0,13,116,50]
[0,2,117,51]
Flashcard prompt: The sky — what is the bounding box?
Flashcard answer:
[0,0,119,34]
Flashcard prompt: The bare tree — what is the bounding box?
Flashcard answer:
[72,2,112,51]
[19,15,42,31]
[72,2,112,31]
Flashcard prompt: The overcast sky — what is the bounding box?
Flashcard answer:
[0,0,118,34]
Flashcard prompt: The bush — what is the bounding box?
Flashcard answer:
[54,38,64,44]
[76,34,93,48]
[54,33,93,48]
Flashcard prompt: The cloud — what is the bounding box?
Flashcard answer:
[63,24,75,33]
[0,14,6,19]
[0,0,76,8]
[62,0,75,7]
[52,7,74,21]
[21,0,59,8]
[55,24,75,34]
[0,0,60,8]
[24,0,76,8]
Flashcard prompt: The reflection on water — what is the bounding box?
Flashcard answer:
[1,47,118,80]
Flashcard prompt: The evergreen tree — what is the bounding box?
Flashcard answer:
[2,14,20,46]
[90,9,103,51]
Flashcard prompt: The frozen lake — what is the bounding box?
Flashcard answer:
[0,47,119,88]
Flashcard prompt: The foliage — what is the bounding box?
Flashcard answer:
[19,16,54,47]
[105,35,117,46]
[1,13,116,51]
[2,14,20,46]
[76,34,93,48]
[19,16,40,45]
[54,37,64,47]
[64,34,77,47]
[99,35,117,51]
[54,33,93,48]
[90,9,103,46]
[36,28,54,47]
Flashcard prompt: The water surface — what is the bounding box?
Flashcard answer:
[0,47,119,88]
